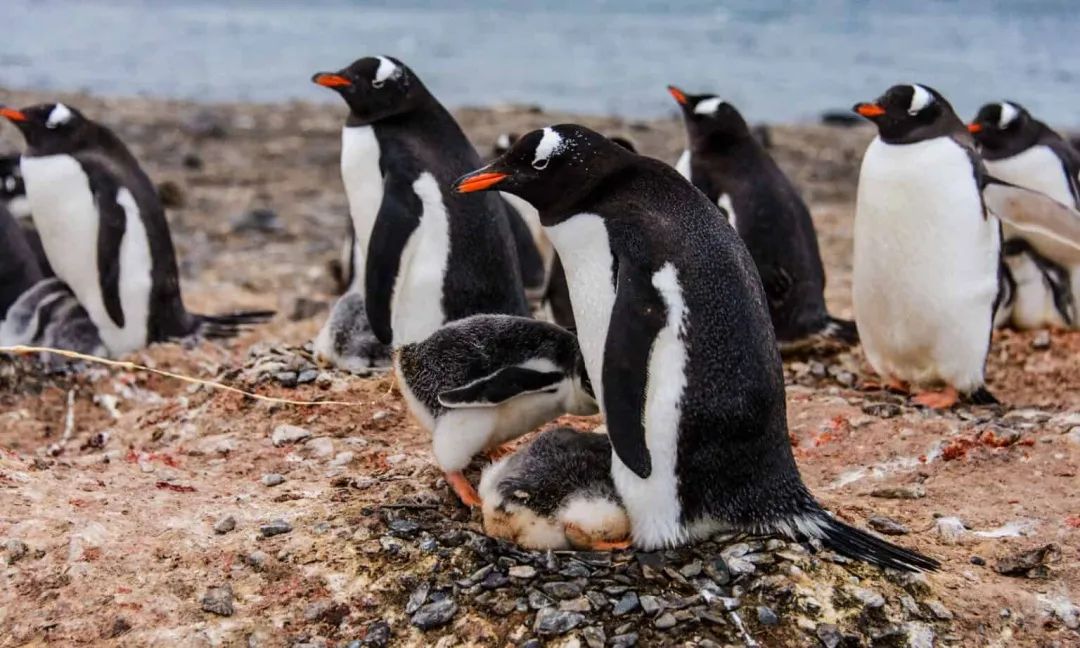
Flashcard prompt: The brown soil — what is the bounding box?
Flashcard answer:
[1,88,1078,647]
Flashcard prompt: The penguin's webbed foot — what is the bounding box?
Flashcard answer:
[446,471,482,508]
[913,386,959,409]
[564,522,632,552]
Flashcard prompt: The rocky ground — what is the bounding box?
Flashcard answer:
[1,88,1078,647]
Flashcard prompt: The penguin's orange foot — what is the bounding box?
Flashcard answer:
[446,471,481,507]
[589,538,632,551]
[913,386,959,409]
[886,378,910,394]
[564,522,632,551]
[485,443,516,461]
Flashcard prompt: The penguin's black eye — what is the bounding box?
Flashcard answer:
[532,159,549,170]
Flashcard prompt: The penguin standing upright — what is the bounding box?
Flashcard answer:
[455,126,938,571]
[668,86,856,351]
[969,101,1080,329]
[310,56,528,356]
[0,104,272,357]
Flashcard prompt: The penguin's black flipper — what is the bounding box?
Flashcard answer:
[813,514,940,572]
[364,177,421,345]
[438,366,564,408]
[87,168,128,328]
[601,259,667,479]
[194,310,276,339]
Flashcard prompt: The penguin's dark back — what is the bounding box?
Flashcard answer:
[0,204,44,317]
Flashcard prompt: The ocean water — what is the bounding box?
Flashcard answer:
[1,0,1077,124]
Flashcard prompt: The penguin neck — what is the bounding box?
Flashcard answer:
[693,130,757,158]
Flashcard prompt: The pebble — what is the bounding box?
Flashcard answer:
[330,451,355,467]
[934,517,967,543]
[679,560,703,578]
[533,607,584,635]
[244,551,269,570]
[816,623,843,648]
[262,473,285,487]
[260,519,293,537]
[869,484,926,500]
[582,625,605,648]
[867,515,910,535]
[612,591,640,616]
[4,539,29,564]
[653,612,677,629]
[306,437,335,458]
[106,616,132,638]
[272,424,311,446]
[387,518,421,538]
[639,594,664,615]
[924,600,953,620]
[213,515,236,534]
[905,622,935,648]
[201,585,234,616]
[528,590,554,609]
[274,372,298,388]
[757,605,779,626]
[406,584,430,614]
[847,586,885,609]
[559,597,591,613]
[609,633,638,648]
[360,620,391,647]
[509,565,537,579]
[410,599,458,630]
[970,555,986,566]
[297,369,319,384]
[994,543,1058,577]
[542,581,583,600]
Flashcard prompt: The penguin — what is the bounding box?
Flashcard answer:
[0,277,107,369]
[310,56,528,353]
[968,101,1080,329]
[0,153,53,277]
[454,125,938,571]
[0,103,273,357]
[312,290,392,373]
[667,86,857,352]
[0,203,43,319]
[394,314,597,506]
[478,426,630,551]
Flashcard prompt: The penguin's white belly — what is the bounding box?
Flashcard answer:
[544,214,617,405]
[611,262,688,549]
[390,172,449,346]
[22,155,152,355]
[341,126,384,293]
[853,137,999,391]
[986,150,1079,329]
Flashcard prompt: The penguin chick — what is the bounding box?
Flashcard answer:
[312,291,392,373]
[395,314,597,506]
[478,427,629,551]
[0,277,107,370]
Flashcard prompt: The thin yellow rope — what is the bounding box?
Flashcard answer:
[0,345,364,407]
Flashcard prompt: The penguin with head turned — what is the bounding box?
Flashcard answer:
[454,126,938,571]
[0,103,273,358]
[969,101,1080,329]
[310,56,529,357]
[668,86,856,353]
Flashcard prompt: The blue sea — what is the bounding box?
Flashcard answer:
[2,0,1077,124]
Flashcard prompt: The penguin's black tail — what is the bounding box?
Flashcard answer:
[808,513,940,572]
[194,310,276,339]
[966,387,999,406]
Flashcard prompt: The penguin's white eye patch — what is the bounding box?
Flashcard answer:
[907,85,933,115]
[533,127,565,170]
[373,56,402,88]
[998,102,1019,129]
[46,103,73,129]
[693,97,724,115]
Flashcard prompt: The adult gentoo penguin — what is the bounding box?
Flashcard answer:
[0,103,272,357]
[395,314,597,505]
[454,126,938,570]
[667,86,856,352]
[969,101,1080,329]
[311,56,528,351]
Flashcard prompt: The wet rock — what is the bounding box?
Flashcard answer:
[994,544,1058,578]
[870,484,926,500]
[410,598,458,630]
[612,591,640,616]
[653,612,677,629]
[214,515,236,534]
[272,424,311,446]
[542,581,583,600]
[862,402,901,418]
[868,515,909,535]
[4,539,29,564]
[260,519,292,537]
[262,473,285,487]
[533,607,584,635]
[201,585,234,616]
[231,208,282,234]
[757,605,779,626]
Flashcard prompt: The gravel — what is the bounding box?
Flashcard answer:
[867,515,910,535]
[262,473,285,487]
[410,598,458,630]
[271,424,312,446]
[201,585,234,616]
[260,519,293,537]
[213,515,236,534]
[533,607,585,635]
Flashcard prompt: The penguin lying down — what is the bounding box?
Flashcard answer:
[0,278,107,369]
[479,427,630,551]
[394,314,597,506]
[312,291,392,373]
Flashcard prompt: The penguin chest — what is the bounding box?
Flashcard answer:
[390,172,450,346]
[22,155,152,355]
[853,138,999,386]
[340,126,384,292]
[544,214,617,404]
[986,147,1076,207]
[674,150,692,180]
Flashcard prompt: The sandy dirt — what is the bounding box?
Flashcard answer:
[1,88,1078,647]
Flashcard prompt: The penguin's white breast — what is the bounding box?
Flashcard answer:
[674,150,691,180]
[22,155,150,354]
[543,213,616,405]
[390,171,449,346]
[340,126,384,291]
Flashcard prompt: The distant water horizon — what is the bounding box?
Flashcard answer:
[2,0,1078,126]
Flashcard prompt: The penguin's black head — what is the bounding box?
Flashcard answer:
[853,84,962,144]
[968,101,1040,153]
[312,56,421,124]
[0,103,94,154]
[453,124,633,214]
[668,85,750,143]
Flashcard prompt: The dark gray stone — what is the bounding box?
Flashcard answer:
[757,605,779,626]
[541,581,583,600]
[260,519,292,537]
[612,591,640,616]
[410,598,458,630]
[201,585,234,616]
[533,607,584,635]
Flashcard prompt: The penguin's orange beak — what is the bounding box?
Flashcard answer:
[312,73,351,88]
[667,85,688,106]
[0,107,27,122]
[453,170,507,193]
[967,123,983,133]
[854,102,886,118]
